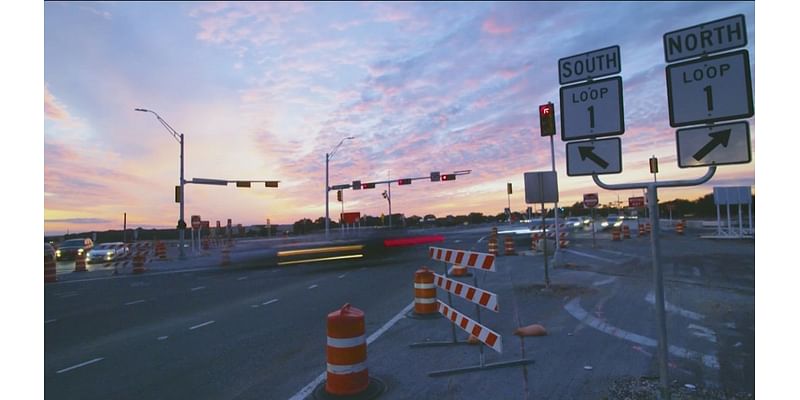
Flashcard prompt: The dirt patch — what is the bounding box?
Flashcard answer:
[603,376,753,400]
[513,283,597,297]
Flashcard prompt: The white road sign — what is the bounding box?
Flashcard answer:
[524,171,559,204]
[558,45,621,85]
[560,76,624,141]
[566,137,622,176]
[666,49,753,127]
[676,121,751,168]
[663,14,747,63]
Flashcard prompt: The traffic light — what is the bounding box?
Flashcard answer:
[397,178,412,185]
[507,182,513,195]
[265,181,279,188]
[352,180,361,190]
[362,182,376,189]
[649,156,659,174]
[441,174,456,181]
[175,185,181,203]
[337,190,343,202]
[236,181,251,188]
[430,171,440,182]
[539,102,556,136]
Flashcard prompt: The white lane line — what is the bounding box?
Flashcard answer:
[564,298,719,369]
[593,248,637,258]
[644,291,705,321]
[338,274,346,279]
[157,336,169,341]
[237,276,248,281]
[56,357,104,374]
[251,305,260,308]
[57,293,80,299]
[190,286,206,292]
[189,320,215,330]
[289,301,414,400]
[592,277,618,287]
[308,284,318,290]
[45,319,57,324]
[124,299,146,306]
[688,324,718,343]
[564,249,623,264]
[262,299,279,306]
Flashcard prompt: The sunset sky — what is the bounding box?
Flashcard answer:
[43,1,756,235]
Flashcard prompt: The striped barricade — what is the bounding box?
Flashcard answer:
[433,273,498,312]
[428,246,495,272]
[437,301,502,353]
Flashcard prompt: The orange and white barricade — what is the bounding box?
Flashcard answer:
[433,274,499,312]
[558,232,570,248]
[429,247,496,272]
[45,256,57,283]
[504,236,516,256]
[155,241,168,260]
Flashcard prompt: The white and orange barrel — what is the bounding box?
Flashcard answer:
[155,241,167,259]
[622,224,631,239]
[645,223,652,234]
[414,267,437,315]
[504,236,516,256]
[612,227,621,241]
[132,251,146,274]
[45,255,57,283]
[487,237,498,255]
[676,220,686,235]
[450,265,468,277]
[326,304,368,396]
[74,254,87,272]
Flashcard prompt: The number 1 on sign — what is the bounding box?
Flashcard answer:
[703,86,714,111]
[588,105,595,128]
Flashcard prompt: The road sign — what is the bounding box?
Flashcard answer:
[566,137,622,176]
[666,50,753,127]
[330,184,351,190]
[352,180,361,190]
[341,212,360,224]
[560,76,624,141]
[629,196,645,207]
[663,14,747,63]
[191,215,201,229]
[558,45,621,85]
[523,171,558,204]
[676,121,751,168]
[713,186,751,205]
[583,193,599,208]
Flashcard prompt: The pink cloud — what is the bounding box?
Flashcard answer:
[482,18,513,35]
[44,85,71,121]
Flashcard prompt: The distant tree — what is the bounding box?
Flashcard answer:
[292,218,313,235]
[467,212,485,224]
[406,215,422,227]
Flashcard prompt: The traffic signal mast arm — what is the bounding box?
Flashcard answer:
[335,170,471,189]
[189,178,281,187]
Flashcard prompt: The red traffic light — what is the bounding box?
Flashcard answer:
[441,174,456,181]
[539,102,556,136]
[362,182,376,189]
[397,178,412,185]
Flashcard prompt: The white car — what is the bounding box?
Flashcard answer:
[86,242,129,264]
[565,217,584,230]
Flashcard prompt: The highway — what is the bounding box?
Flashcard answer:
[44,222,754,399]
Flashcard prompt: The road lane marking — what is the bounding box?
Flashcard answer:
[564,298,719,369]
[190,286,206,292]
[189,320,215,330]
[593,248,637,258]
[157,336,169,341]
[289,301,414,400]
[564,249,622,264]
[45,319,57,324]
[592,277,618,286]
[263,299,279,306]
[124,299,146,306]
[308,284,318,290]
[688,324,717,343]
[338,274,346,279]
[56,358,104,374]
[237,276,248,281]
[644,291,705,321]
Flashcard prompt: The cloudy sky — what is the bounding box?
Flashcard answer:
[43,1,755,235]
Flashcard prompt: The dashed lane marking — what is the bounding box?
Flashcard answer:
[338,274,346,279]
[263,299,279,306]
[124,299,146,306]
[56,358,104,374]
[564,297,719,369]
[45,319,57,324]
[592,277,618,286]
[190,286,206,292]
[237,276,248,281]
[289,301,414,400]
[157,336,168,341]
[564,249,623,264]
[188,320,215,330]
[308,284,318,290]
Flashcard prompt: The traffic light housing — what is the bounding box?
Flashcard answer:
[175,185,181,203]
[507,182,513,194]
[352,180,361,190]
[430,171,440,182]
[362,182,376,189]
[265,181,279,188]
[649,156,659,174]
[236,181,251,188]
[539,102,556,136]
[441,174,456,181]
[397,178,412,185]
[337,190,343,202]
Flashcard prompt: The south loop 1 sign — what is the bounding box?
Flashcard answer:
[676,121,751,168]
[583,193,599,208]
[628,196,645,208]
[560,76,625,141]
[566,137,622,176]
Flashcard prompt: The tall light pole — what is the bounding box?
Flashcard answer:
[135,108,187,259]
[325,136,355,237]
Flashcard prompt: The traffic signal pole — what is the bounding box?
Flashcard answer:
[550,133,562,266]
[325,152,330,237]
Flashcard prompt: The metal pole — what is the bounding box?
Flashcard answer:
[341,193,345,233]
[325,153,330,237]
[179,134,185,259]
[648,185,670,400]
[541,202,549,289]
[507,192,511,225]
[726,202,732,236]
[473,273,485,367]
[388,181,392,229]
[717,203,722,236]
[738,203,743,237]
[123,212,127,243]
[550,135,560,261]
[748,202,752,235]
[591,207,596,248]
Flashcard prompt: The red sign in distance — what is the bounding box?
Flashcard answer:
[629,196,645,207]
[191,215,202,229]
[340,212,361,224]
[583,193,599,208]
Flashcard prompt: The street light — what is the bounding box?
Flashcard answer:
[326,136,355,237]
[135,108,187,259]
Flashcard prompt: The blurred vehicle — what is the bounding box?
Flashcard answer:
[86,242,129,264]
[600,214,624,230]
[565,217,584,230]
[55,238,93,261]
[582,216,593,226]
[44,243,56,262]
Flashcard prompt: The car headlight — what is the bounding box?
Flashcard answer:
[77,249,84,255]
[106,251,114,256]
[56,250,61,256]
[601,222,609,227]
[573,222,581,227]
[615,221,623,227]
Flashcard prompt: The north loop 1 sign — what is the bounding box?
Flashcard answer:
[566,137,622,176]
[560,76,624,141]
[676,121,751,168]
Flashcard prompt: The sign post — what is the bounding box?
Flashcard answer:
[583,193,599,248]
[524,171,559,289]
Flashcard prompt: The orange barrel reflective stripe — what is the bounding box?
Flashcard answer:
[132,251,146,274]
[326,303,369,396]
[559,232,570,248]
[504,236,516,255]
[487,237,498,255]
[45,256,57,283]
[413,267,437,315]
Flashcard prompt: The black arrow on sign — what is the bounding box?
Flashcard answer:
[692,129,731,161]
[579,146,609,169]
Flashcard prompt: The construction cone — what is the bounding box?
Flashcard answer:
[74,254,87,272]
[513,324,548,337]
[45,256,57,283]
[449,264,471,277]
[504,236,516,256]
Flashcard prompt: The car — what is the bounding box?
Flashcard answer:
[565,217,584,230]
[86,242,129,264]
[55,238,94,261]
[44,243,56,262]
[600,214,624,230]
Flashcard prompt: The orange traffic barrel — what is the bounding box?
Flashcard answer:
[132,251,146,274]
[612,227,621,241]
[155,241,167,259]
[531,232,540,251]
[622,224,631,239]
[449,264,471,277]
[326,304,369,395]
[74,254,87,272]
[504,236,516,256]
[413,267,437,316]
[487,237,498,255]
[491,227,498,238]
[45,256,57,283]
[638,223,646,237]
[676,221,685,235]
